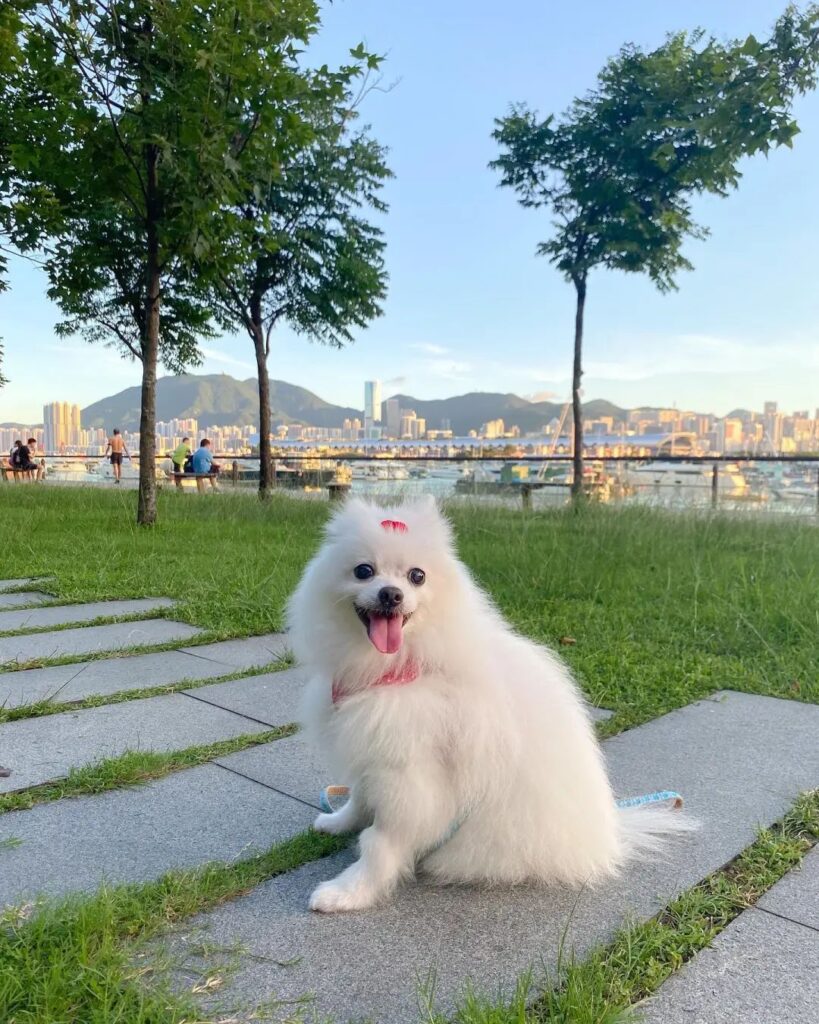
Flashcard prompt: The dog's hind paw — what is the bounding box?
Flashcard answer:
[309,878,376,913]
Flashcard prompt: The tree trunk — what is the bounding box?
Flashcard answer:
[570,275,587,503]
[250,297,273,497]
[137,144,160,526]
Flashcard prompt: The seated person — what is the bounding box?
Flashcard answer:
[171,436,193,488]
[19,438,45,481]
[191,438,219,491]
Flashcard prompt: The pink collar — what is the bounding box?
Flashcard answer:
[332,660,421,705]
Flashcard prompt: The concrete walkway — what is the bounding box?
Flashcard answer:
[639,846,819,1023]
[0,579,816,1024]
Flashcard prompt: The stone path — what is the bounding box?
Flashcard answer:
[0,693,273,793]
[157,691,819,1024]
[0,592,55,610]
[0,578,816,1024]
[0,632,289,708]
[0,577,53,592]
[639,847,819,1023]
[0,619,202,664]
[0,766,314,906]
[0,596,174,633]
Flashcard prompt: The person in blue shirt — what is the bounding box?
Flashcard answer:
[191,438,220,491]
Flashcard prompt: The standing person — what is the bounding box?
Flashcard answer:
[171,436,192,489]
[104,429,130,484]
[191,438,220,492]
[19,438,45,481]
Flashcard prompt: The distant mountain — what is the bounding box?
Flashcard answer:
[390,392,627,436]
[81,374,361,431]
[80,373,629,434]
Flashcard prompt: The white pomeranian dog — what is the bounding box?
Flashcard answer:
[288,497,690,913]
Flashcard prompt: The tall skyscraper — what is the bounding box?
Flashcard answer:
[43,401,81,452]
[385,397,401,438]
[364,380,382,424]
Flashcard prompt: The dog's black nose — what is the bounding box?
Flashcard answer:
[378,586,404,611]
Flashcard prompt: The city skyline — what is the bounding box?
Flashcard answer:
[2,386,816,457]
[1,1,818,421]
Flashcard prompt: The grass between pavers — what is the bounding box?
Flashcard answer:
[0,725,295,815]
[0,829,348,1024]
[0,792,815,1024]
[0,657,292,724]
[1,486,817,726]
[0,608,179,639]
[0,628,289,674]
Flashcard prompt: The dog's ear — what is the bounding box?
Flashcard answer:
[324,496,371,538]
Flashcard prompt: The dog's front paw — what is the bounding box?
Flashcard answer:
[309,878,376,913]
[313,811,350,835]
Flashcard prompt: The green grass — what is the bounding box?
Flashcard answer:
[0,726,295,814]
[0,829,348,1024]
[1,486,816,726]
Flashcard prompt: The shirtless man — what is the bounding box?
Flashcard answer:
[104,429,130,483]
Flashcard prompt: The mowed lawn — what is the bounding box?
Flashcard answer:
[1,485,816,727]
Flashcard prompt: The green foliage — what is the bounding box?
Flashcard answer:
[4,0,335,367]
[209,105,390,353]
[491,6,819,289]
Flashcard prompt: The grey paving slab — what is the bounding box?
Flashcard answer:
[0,619,201,665]
[217,733,323,808]
[0,763,315,907]
[588,704,613,722]
[185,667,306,727]
[637,908,819,1024]
[0,636,293,708]
[0,597,174,633]
[164,691,819,1024]
[758,844,819,931]
[0,692,270,793]
[0,592,55,610]
[0,650,235,709]
[0,577,53,593]
[181,633,289,668]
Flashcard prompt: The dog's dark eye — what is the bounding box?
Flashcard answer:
[353,563,375,580]
[408,568,426,586]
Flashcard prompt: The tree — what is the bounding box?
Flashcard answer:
[206,78,390,495]
[491,6,819,499]
[5,0,351,523]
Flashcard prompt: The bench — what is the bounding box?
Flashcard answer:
[169,471,219,492]
[1,465,37,482]
[327,481,352,501]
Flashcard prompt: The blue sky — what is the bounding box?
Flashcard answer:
[2,0,818,423]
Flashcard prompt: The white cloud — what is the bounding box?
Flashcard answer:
[410,342,450,356]
[200,348,256,374]
[422,358,473,381]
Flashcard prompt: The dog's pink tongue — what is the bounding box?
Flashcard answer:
[367,613,403,654]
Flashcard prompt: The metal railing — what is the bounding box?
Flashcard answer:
[16,451,818,515]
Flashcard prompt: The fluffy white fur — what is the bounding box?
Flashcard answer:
[288,497,690,913]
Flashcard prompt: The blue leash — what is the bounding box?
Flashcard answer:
[616,790,683,810]
[320,786,684,815]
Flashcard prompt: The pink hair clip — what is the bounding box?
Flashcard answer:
[380,519,408,533]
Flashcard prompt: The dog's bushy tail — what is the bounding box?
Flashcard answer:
[616,803,699,861]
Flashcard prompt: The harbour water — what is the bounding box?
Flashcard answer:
[30,454,819,516]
